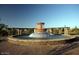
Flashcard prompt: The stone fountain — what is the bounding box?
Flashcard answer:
[29,22,52,38]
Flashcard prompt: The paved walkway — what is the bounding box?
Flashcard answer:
[47,41,79,55]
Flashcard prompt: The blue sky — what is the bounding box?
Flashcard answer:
[0,4,79,28]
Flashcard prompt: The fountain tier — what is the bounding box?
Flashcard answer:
[29,22,51,38]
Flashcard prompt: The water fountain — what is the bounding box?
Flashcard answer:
[29,22,52,38]
[9,22,72,40]
[8,22,73,45]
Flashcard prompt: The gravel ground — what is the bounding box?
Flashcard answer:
[0,37,79,55]
[0,40,60,55]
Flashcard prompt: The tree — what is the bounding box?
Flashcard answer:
[0,24,8,36]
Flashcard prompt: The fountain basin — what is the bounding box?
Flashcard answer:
[8,35,73,46]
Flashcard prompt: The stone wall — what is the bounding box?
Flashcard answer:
[8,37,70,46]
